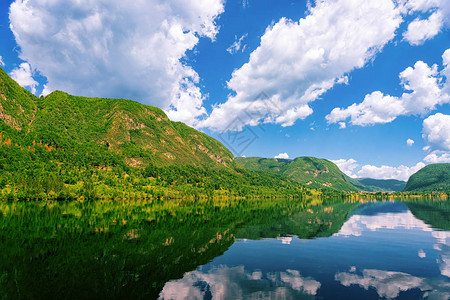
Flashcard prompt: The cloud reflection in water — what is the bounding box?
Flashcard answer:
[335,268,450,299]
[159,265,321,299]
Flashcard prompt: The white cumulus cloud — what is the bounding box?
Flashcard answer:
[40,84,52,97]
[422,113,450,151]
[403,11,443,45]
[199,0,403,131]
[0,56,4,67]
[275,153,289,159]
[9,62,38,94]
[401,0,450,45]
[327,50,450,127]
[422,113,450,163]
[330,158,424,180]
[407,138,415,146]
[442,48,450,94]
[424,151,450,163]
[9,0,224,127]
[356,162,426,181]
[331,158,359,178]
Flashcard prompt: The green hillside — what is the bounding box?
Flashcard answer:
[0,67,319,200]
[348,178,406,192]
[404,163,450,192]
[235,156,358,192]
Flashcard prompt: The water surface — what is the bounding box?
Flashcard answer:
[160,201,450,299]
[0,199,448,299]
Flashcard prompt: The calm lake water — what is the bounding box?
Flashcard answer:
[160,201,450,300]
[0,199,448,299]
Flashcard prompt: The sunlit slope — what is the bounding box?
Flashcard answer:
[235,156,358,192]
[404,163,450,192]
[0,67,37,134]
[32,90,235,168]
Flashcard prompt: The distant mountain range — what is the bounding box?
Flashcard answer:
[235,157,407,192]
[347,177,406,192]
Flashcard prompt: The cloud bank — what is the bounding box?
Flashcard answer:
[200,0,403,131]
[331,158,425,181]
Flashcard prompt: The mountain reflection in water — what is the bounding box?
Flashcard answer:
[160,201,450,300]
[0,199,448,299]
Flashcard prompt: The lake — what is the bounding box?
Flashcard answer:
[0,199,448,299]
[159,201,450,300]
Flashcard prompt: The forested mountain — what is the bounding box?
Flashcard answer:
[404,163,450,192]
[0,67,319,200]
[348,178,406,192]
[235,157,359,192]
[235,157,411,192]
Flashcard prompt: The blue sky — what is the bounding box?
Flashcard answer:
[1,0,449,180]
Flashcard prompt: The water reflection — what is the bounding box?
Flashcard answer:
[0,199,448,298]
[335,268,450,299]
[334,202,450,280]
[160,266,321,299]
[161,201,450,299]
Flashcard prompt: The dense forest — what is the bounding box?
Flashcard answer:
[235,157,359,192]
[404,163,450,192]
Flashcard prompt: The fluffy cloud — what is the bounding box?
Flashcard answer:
[356,162,425,181]
[424,151,450,163]
[9,62,38,94]
[9,0,224,127]
[401,0,450,45]
[401,0,442,12]
[200,0,403,131]
[275,153,289,159]
[331,158,424,181]
[422,113,450,163]
[40,84,52,97]
[331,158,359,177]
[159,265,321,299]
[422,113,450,151]
[403,11,443,45]
[0,56,4,67]
[407,138,415,146]
[327,56,449,126]
[227,34,247,55]
[326,91,404,126]
[443,49,450,94]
